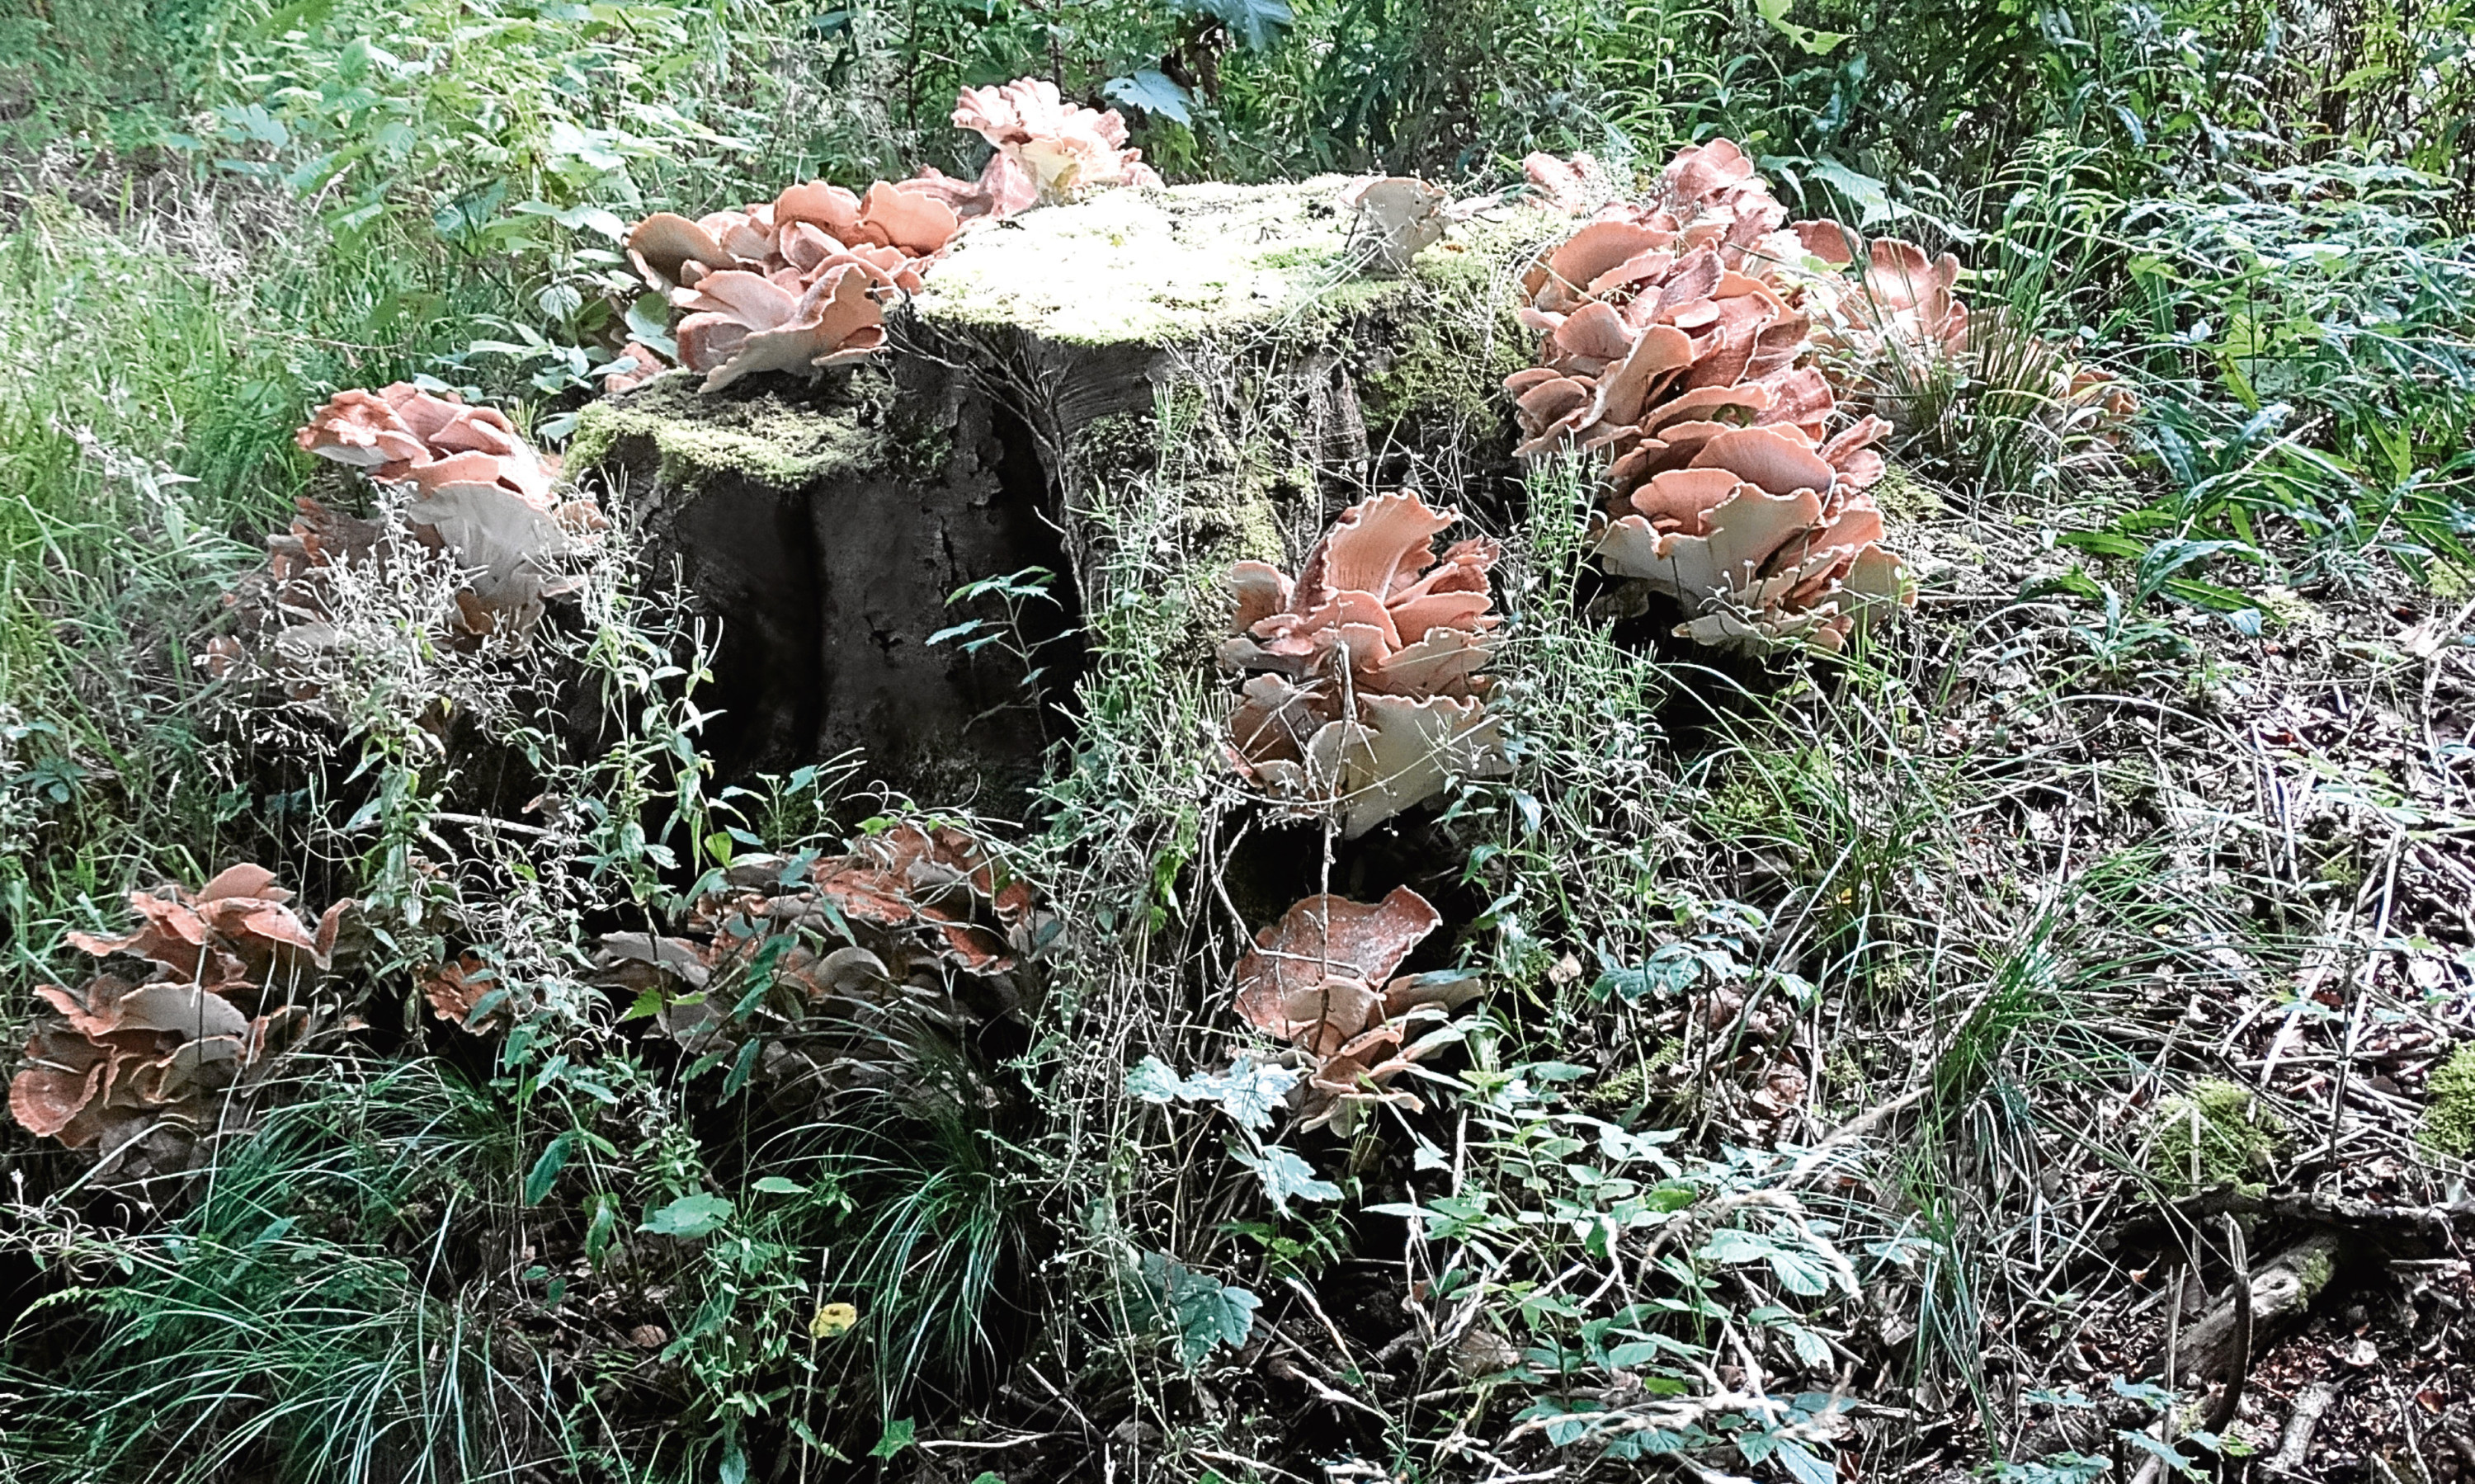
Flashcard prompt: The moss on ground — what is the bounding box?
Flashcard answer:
[2146,1079,2284,1194]
[2421,1044,2475,1157]
[1869,463,1945,527]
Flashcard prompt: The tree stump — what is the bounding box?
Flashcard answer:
[568,178,1546,806]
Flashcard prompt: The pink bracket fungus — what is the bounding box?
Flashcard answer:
[1503,139,1918,652]
[595,822,1049,1095]
[1222,492,1511,836]
[617,75,1156,396]
[623,171,978,390]
[1522,151,1611,218]
[603,341,671,394]
[9,864,358,1174]
[668,266,889,392]
[1231,887,1483,1133]
[951,77,1163,202]
[1341,176,1450,275]
[291,383,596,638]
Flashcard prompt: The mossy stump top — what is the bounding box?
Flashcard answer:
[913,176,1543,346]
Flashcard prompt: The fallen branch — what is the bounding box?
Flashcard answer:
[2172,1232,2338,1385]
[2266,1380,2341,1475]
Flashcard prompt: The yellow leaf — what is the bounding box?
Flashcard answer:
[810,1302,858,1339]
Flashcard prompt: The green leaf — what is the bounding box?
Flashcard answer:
[1138,1251,1260,1367]
[1697,1227,1775,1265]
[2118,1430,2195,1472]
[1768,1246,1834,1298]
[1195,1062,1299,1131]
[1754,0,1847,55]
[2110,1375,2176,1407]
[213,102,290,148]
[2058,530,2147,558]
[584,1194,620,1268]
[752,1176,805,1195]
[625,294,678,360]
[1238,1144,1341,1213]
[721,1036,763,1100]
[1127,1056,1186,1102]
[869,1419,917,1458]
[622,984,697,1021]
[1773,1438,1836,1484]
[1105,69,1194,125]
[639,1193,733,1239]
[1175,0,1294,49]
[525,1129,581,1206]
[1807,156,1888,224]
[1127,1056,1299,1132]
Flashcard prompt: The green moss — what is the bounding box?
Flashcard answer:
[1869,463,1945,527]
[1362,297,1523,431]
[2146,1080,2284,1194]
[2420,1044,2475,1157]
[1583,1039,1687,1112]
[567,372,886,493]
[2291,1241,2336,1297]
[2255,585,2330,632]
[1256,244,1342,271]
[917,177,1557,351]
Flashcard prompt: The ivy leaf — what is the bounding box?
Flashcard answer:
[639,1193,733,1239]
[869,1419,917,1459]
[1174,0,1294,50]
[1193,1062,1298,1132]
[1126,1055,1298,1132]
[1591,943,1717,1001]
[1237,1144,1341,1213]
[1104,69,1194,125]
